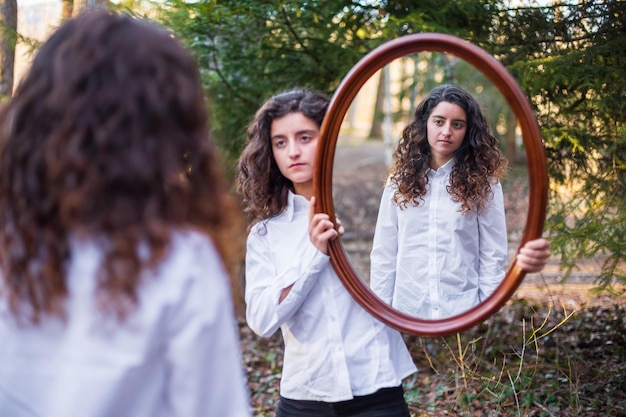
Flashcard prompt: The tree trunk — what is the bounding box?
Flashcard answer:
[505,110,519,164]
[0,0,17,98]
[62,0,73,20]
[368,70,385,140]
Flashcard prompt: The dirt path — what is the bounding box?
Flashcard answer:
[244,138,625,415]
[330,137,625,311]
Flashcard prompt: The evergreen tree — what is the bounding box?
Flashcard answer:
[492,1,626,288]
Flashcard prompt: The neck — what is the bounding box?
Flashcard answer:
[293,182,313,200]
[430,155,452,170]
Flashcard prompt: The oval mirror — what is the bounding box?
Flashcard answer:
[333,51,530,320]
[314,33,548,336]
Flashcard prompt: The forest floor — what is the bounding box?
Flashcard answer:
[240,138,626,416]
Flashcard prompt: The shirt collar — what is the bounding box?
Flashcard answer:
[285,191,310,221]
[428,156,456,176]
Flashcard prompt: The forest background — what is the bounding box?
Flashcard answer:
[0,0,624,415]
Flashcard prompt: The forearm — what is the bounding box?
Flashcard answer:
[245,244,329,337]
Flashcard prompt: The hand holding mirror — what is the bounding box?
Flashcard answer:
[313,33,548,336]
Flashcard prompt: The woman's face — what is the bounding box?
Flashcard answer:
[426,101,467,170]
[270,111,320,199]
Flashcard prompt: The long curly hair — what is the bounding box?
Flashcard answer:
[237,88,329,227]
[389,84,508,213]
[0,10,238,323]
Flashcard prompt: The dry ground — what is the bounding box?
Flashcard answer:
[240,138,626,416]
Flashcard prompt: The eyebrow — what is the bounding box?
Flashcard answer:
[431,114,467,123]
[271,129,318,141]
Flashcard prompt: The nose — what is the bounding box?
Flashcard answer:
[441,122,452,137]
[288,140,301,158]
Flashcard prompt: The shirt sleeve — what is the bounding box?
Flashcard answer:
[244,226,329,338]
[165,237,250,417]
[369,184,398,305]
[477,180,508,301]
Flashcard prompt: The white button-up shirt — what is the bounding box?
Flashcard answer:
[0,230,250,417]
[245,192,416,402]
[370,158,507,319]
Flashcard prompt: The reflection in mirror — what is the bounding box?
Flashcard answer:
[332,52,529,320]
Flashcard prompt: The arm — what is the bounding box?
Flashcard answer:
[244,219,329,338]
[277,197,341,302]
[516,238,550,272]
[477,181,508,301]
[369,185,399,304]
[166,236,250,417]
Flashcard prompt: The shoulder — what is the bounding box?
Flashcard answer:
[246,219,275,251]
[147,229,232,307]
[170,228,215,249]
[487,178,504,196]
[167,229,223,270]
[248,210,288,237]
[489,177,502,186]
[154,229,228,291]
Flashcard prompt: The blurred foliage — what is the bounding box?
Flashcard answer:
[490,1,626,289]
[156,0,379,174]
[155,0,496,174]
[155,0,625,287]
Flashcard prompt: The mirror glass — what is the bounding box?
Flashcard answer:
[315,32,547,336]
[332,52,530,320]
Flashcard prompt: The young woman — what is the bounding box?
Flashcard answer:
[0,11,250,417]
[370,84,550,319]
[238,88,417,417]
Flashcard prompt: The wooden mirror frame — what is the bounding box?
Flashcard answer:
[314,33,548,336]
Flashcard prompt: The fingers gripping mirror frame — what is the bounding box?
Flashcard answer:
[313,33,548,336]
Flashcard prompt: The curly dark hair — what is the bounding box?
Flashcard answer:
[237,88,329,227]
[389,84,508,213]
[0,10,238,323]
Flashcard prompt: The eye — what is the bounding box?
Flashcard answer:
[432,118,444,126]
[453,121,466,129]
[272,139,286,148]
